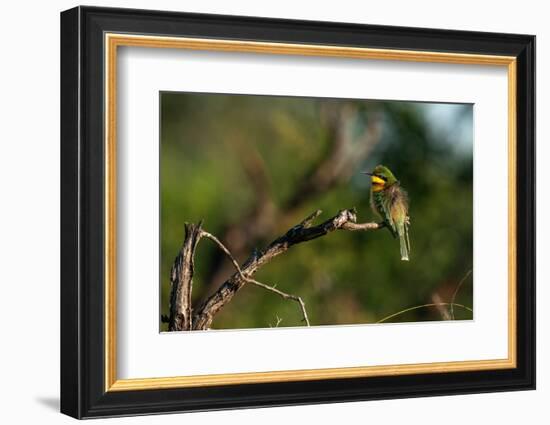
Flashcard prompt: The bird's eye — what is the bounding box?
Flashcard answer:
[376,174,388,182]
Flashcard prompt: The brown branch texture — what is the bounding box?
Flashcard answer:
[167,209,383,331]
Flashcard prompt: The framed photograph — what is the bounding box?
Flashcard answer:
[60,6,535,419]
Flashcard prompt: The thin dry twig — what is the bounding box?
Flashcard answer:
[376,302,473,324]
[270,315,283,328]
[298,209,323,228]
[191,208,384,330]
[450,269,473,320]
[246,279,310,326]
[201,230,311,326]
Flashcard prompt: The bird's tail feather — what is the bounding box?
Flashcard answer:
[398,224,410,261]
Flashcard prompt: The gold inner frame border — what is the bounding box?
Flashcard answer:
[104,33,517,392]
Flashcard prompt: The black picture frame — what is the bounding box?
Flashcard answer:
[60,5,535,419]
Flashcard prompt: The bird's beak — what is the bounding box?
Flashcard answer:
[361,171,373,176]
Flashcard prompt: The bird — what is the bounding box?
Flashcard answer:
[362,165,410,261]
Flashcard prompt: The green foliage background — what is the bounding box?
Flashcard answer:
[160,92,473,330]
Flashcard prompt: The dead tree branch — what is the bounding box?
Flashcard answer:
[168,222,203,331]
[200,230,310,326]
[190,209,384,330]
[246,279,310,326]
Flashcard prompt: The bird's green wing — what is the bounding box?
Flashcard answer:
[373,190,397,236]
[389,185,410,257]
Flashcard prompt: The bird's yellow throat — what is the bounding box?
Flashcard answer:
[371,175,386,191]
[371,175,386,185]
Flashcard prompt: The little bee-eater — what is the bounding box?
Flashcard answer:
[362,165,411,261]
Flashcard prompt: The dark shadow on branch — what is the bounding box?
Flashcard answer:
[167,208,384,331]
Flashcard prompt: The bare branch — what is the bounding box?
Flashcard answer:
[168,222,203,331]
[200,231,243,275]
[201,230,310,326]
[299,209,323,228]
[192,208,382,330]
[247,279,310,326]
[341,221,385,231]
[270,315,283,328]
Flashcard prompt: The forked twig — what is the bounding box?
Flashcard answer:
[191,208,383,330]
[201,230,311,326]
[167,208,384,331]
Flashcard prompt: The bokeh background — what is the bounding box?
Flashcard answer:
[160,92,473,331]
